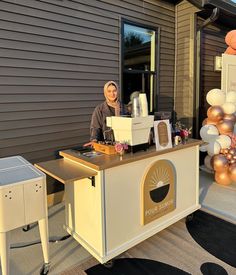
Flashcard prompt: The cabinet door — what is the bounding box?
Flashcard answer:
[0,185,25,231]
[24,179,47,224]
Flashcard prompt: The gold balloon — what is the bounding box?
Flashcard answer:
[202,118,217,126]
[215,171,232,185]
[207,106,224,122]
[230,159,236,164]
[224,114,236,123]
[224,149,229,154]
[226,153,233,160]
[207,119,217,125]
[212,154,229,172]
[229,148,236,155]
[229,163,236,182]
[216,120,234,135]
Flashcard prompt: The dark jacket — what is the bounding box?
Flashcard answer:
[90,101,115,141]
[90,101,129,141]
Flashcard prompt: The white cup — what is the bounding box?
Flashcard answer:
[139,93,148,117]
[132,97,140,117]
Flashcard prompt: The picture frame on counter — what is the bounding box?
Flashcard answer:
[154,120,172,151]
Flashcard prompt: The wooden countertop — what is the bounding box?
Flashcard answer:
[59,139,203,171]
[35,158,97,184]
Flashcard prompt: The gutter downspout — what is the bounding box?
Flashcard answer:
[195,7,219,137]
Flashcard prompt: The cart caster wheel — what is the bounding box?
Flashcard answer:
[22,224,31,232]
[40,263,50,275]
[186,213,194,223]
[103,260,114,269]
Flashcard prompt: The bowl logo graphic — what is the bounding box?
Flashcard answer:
[149,167,170,203]
[141,159,176,225]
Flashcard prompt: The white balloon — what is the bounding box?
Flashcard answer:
[200,125,219,142]
[226,91,236,103]
[215,135,232,149]
[199,143,208,152]
[204,155,213,171]
[221,102,236,114]
[206,89,226,106]
[207,140,221,156]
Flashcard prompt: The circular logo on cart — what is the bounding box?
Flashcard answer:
[141,159,176,225]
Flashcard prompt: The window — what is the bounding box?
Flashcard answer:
[121,21,158,113]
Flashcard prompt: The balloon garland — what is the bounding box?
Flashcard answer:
[225,30,236,55]
[199,29,236,185]
[200,89,236,185]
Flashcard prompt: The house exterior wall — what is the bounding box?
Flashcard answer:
[0,0,175,164]
[175,0,199,127]
[198,24,228,126]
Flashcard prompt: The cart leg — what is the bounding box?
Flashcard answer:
[38,218,49,264]
[103,259,114,268]
[0,232,10,275]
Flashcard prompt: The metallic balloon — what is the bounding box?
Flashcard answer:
[229,148,236,155]
[215,171,232,185]
[216,120,234,135]
[226,153,233,160]
[212,154,229,172]
[207,106,224,122]
[229,163,236,182]
[230,159,236,164]
[224,114,236,123]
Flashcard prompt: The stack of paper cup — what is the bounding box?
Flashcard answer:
[139,93,148,117]
[132,97,140,117]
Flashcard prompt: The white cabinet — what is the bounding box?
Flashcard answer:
[0,156,49,275]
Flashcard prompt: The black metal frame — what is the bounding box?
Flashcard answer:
[120,18,160,113]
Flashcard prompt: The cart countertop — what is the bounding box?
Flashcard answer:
[59,139,203,171]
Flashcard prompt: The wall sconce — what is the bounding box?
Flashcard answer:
[214,56,222,71]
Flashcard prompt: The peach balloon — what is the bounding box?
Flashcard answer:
[229,163,236,182]
[216,120,234,135]
[215,171,232,185]
[207,106,224,122]
[225,46,236,55]
[228,32,236,49]
[225,30,236,47]
[212,154,229,172]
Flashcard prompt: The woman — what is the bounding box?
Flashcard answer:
[84,81,122,146]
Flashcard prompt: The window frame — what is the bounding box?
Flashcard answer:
[120,19,160,113]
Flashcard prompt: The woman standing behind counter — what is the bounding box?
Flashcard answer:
[84,81,124,146]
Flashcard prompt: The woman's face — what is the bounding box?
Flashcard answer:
[106,84,118,102]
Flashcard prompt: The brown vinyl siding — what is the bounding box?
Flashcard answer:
[199,25,228,126]
[0,0,175,165]
[175,0,199,127]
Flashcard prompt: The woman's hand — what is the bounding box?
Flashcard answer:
[83,140,97,147]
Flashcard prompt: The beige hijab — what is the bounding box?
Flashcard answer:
[104,80,120,116]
